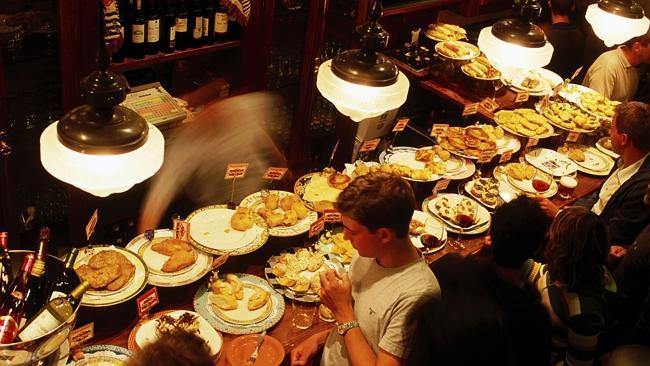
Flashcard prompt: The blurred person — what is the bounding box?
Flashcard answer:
[523,207,616,365]
[537,101,650,248]
[542,0,585,78]
[583,32,650,102]
[126,331,213,366]
[407,253,551,366]
[138,91,288,232]
[290,173,440,366]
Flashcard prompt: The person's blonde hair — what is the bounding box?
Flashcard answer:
[127,331,213,366]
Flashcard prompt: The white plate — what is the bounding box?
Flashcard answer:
[558,145,615,173]
[427,193,491,234]
[492,165,557,199]
[596,137,620,159]
[135,310,223,356]
[493,111,555,139]
[464,179,502,209]
[74,245,148,307]
[343,161,380,178]
[557,83,599,104]
[422,194,491,235]
[126,229,212,287]
[525,148,578,176]
[504,68,563,96]
[186,205,269,256]
[239,190,318,237]
[534,102,601,133]
[65,345,131,366]
[443,158,476,180]
[434,41,479,61]
[506,170,557,195]
[378,146,467,182]
[410,210,447,253]
[293,172,342,210]
[207,279,273,325]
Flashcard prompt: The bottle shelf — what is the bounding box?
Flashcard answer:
[383,0,462,16]
[108,40,240,72]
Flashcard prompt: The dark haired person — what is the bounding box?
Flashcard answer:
[290,172,440,366]
[126,331,214,366]
[407,254,551,366]
[524,207,616,365]
[538,101,650,249]
[542,0,585,78]
[583,32,650,102]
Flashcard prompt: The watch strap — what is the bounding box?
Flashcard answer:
[337,320,359,336]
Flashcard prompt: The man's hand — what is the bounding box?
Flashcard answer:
[291,333,323,366]
[534,196,560,218]
[610,245,628,259]
[320,270,354,324]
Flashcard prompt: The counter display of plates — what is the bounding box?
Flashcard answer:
[525,148,578,176]
[186,205,269,256]
[492,164,557,199]
[239,190,318,237]
[424,23,467,42]
[193,273,284,335]
[503,68,562,96]
[126,229,213,287]
[434,40,479,61]
[378,146,469,182]
[536,101,602,133]
[557,144,615,176]
[426,193,491,235]
[73,245,148,307]
[410,210,447,254]
[65,345,131,366]
[494,109,554,139]
[556,83,617,120]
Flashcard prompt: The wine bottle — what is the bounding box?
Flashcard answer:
[131,0,146,59]
[146,0,160,55]
[227,14,240,40]
[0,233,13,297]
[189,0,203,47]
[202,0,215,45]
[17,281,89,342]
[22,228,49,323]
[161,0,176,53]
[47,248,79,302]
[0,254,35,344]
[175,0,189,50]
[213,0,228,42]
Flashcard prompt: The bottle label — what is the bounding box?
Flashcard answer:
[10,291,23,301]
[202,17,210,37]
[176,17,188,32]
[147,19,160,42]
[169,27,176,46]
[215,13,228,33]
[193,17,202,39]
[132,24,145,44]
[17,310,60,342]
[49,291,66,302]
[0,316,18,344]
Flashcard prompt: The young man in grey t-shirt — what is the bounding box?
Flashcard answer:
[290,173,440,366]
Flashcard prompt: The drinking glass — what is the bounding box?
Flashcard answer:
[531,169,552,196]
[558,171,578,199]
[287,289,318,330]
[449,184,468,250]
[492,79,503,101]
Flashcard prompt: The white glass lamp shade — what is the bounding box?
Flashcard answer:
[478,26,554,77]
[316,59,410,122]
[586,3,650,47]
[40,122,165,197]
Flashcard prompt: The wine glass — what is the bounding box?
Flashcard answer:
[531,169,552,196]
[450,183,468,250]
[492,79,503,101]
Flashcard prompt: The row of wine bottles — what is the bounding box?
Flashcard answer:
[113,0,241,61]
[0,230,89,344]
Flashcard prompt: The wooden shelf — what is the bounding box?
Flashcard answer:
[108,40,240,72]
[383,0,462,16]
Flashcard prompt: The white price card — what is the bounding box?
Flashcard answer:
[515,92,530,103]
[85,209,98,241]
[359,138,381,152]
[69,322,94,349]
[566,131,581,143]
[173,219,190,242]
[263,167,288,181]
[430,123,450,136]
[480,98,499,113]
[137,287,159,317]
[309,217,325,238]
[462,102,480,117]
[225,163,249,179]
[323,210,342,223]
[392,117,409,132]
[499,150,513,163]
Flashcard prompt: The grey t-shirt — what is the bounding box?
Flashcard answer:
[320,254,440,365]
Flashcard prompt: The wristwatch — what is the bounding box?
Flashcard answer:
[336,320,360,336]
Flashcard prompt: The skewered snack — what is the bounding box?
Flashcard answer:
[461,56,501,79]
[317,232,355,264]
[558,143,586,162]
[425,23,466,41]
[469,178,500,207]
[541,101,601,131]
[505,162,536,181]
[271,248,327,293]
[438,124,504,158]
[156,313,200,336]
[230,207,255,231]
[433,197,477,227]
[75,250,135,291]
[209,273,271,311]
[580,92,620,118]
[494,109,553,137]
[436,41,477,59]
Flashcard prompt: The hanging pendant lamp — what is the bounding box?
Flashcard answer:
[586,0,650,47]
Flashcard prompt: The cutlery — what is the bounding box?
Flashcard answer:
[246,330,267,365]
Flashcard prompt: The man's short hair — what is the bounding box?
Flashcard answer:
[491,196,551,268]
[615,101,650,152]
[549,0,574,16]
[335,172,415,238]
[127,331,213,366]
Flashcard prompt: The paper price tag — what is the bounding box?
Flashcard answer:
[359,138,381,152]
[479,98,499,113]
[570,66,583,82]
[433,179,450,193]
[173,219,190,242]
[499,150,513,163]
[515,92,530,103]
[462,102,479,117]
[309,217,325,238]
[566,131,581,143]
[225,163,249,179]
[137,287,159,317]
[392,117,409,132]
[477,153,493,163]
[69,322,94,349]
[430,123,449,136]
[526,138,539,149]
[263,167,288,181]
[323,210,342,223]
[85,209,98,241]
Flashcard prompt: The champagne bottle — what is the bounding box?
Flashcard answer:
[0,254,35,344]
[146,0,160,55]
[47,248,79,302]
[131,0,146,59]
[175,0,189,50]
[189,0,203,47]
[213,0,228,42]
[0,233,13,297]
[18,281,90,342]
[22,228,49,323]
[202,0,215,45]
[161,0,176,53]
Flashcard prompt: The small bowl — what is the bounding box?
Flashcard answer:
[225,334,284,366]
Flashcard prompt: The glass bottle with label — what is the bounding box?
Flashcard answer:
[161,0,176,53]
[131,0,146,58]
[18,281,89,342]
[0,254,35,344]
[189,0,203,47]
[214,0,228,42]
[175,0,189,50]
[202,0,215,45]
[0,233,13,298]
[46,248,79,302]
[22,228,49,322]
[146,0,160,55]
